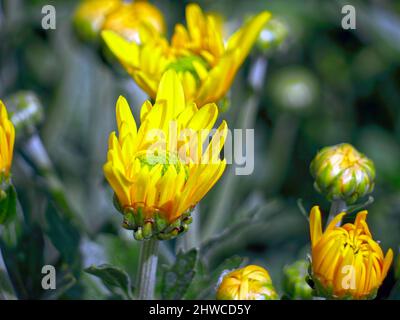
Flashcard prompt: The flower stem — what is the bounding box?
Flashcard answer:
[136,238,159,300]
[327,199,347,227]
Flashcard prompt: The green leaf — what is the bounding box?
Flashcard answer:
[85,264,133,299]
[184,255,246,300]
[0,224,45,299]
[211,255,247,280]
[0,184,17,225]
[45,201,81,269]
[161,249,197,300]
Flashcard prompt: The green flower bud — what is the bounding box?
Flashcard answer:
[269,66,318,112]
[5,91,44,138]
[256,18,288,54]
[282,260,313,300]
[310,143,375,204]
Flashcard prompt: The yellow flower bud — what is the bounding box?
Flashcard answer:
[0,100,15,183]
[0,100,16,225]
[102,1,165,43]
[309,206,393,299]
[310,143,375,204]
[73,0,121,42]
[216,265,278,300]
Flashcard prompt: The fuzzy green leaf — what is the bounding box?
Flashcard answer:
[161,249,197,300]
[85,264,133,299]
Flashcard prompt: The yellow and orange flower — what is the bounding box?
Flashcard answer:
[102,4,271,106]
[103,70,227,240]
[0,100,15,181]
[216,265,278,300]
[309,206,393,299]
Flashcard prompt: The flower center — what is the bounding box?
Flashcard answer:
[166,55,208,84]
[136,150,189,180]
[341,231,370,257]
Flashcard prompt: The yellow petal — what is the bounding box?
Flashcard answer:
[326,212,346,232]
[309,206,323,246]
[116,96,137,137]
[156,70,186,119]
[101,30,139,67]
[227,11,272,64]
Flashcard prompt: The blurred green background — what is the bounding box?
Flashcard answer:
[0,0,399,299]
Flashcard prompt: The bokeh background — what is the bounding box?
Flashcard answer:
[0,0,399,299]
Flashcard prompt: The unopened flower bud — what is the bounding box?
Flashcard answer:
[309,206,393,299]
[216,265,278,300]
[0,100,16,225]
[282,260,313,300]
[73,0,121,42]
[102,1,165,43]
[5,91,44,138]
[256,17,288,54]
[310,143,375,204]
[269,66,318,112]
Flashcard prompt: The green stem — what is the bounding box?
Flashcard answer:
[136,238,159,300]
[327,199,347,227]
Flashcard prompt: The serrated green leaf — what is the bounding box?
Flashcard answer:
[85,264,133,299]
[162,249,197,300]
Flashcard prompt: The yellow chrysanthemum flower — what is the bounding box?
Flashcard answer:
[309,206,393,299]
[216,265,278,300]
[0,100,15,181]
[73,0,165,43]
[102,1,165,43]
[102,4,271,106]
[103,70,227,240]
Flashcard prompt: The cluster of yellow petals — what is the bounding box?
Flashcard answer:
[0,101,15,180]
[309,206,393,299]
[103,70,227,222]
[101,0,165,42]
[102,4,271,106]
[216,265,278,300]
[74,0,165,42]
